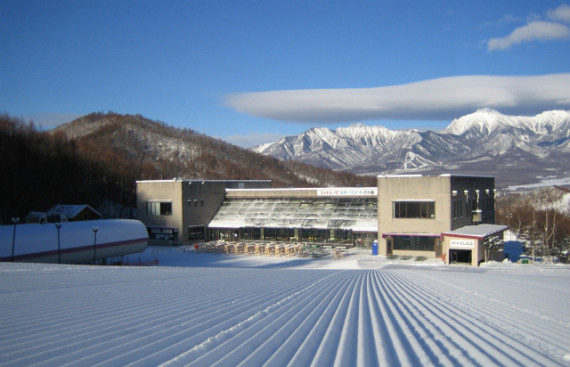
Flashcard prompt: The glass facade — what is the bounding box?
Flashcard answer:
[393,201,435,219]
[392,235,437,251]
[147,227,178,242]
[208,197,378,245]
[188,226,205,241]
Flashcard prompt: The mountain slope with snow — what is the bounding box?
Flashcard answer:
[253,109,570,187]
[445,109,570,137]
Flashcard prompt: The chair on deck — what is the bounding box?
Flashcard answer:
[255,244,266,256]
[235,243,245,255]
[266,244,276,256]
[245,243,256,255]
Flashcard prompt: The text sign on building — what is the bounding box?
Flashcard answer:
[450,239,476,249]
[317,188,378,197]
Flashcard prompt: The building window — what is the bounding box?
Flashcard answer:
[146,202,172,216]
[486,197,494,212]
[453,198,464,219]
[392,235,437,251]
[188,226,205,241]
[187,199,204,208]
[148,227,177,241]
[471,198,478,211]
[393,201,435,219]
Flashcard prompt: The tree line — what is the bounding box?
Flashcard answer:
[496,188,570,263]
[0,113,376,223]
[0,115,149,223]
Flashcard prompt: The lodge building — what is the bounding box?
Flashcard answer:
[377,174,507,266]
[136,174,507,266]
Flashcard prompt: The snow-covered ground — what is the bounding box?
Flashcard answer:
[1,247,569,366]
[507,176,570,191]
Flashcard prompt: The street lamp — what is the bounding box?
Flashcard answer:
[10,217,20,262]
[92,226,99,263]
[55,223,62,264]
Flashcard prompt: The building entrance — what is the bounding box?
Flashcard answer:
[386,237,393,256]
[449,249,472,264]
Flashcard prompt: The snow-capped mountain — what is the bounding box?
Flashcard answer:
[252,109,570,187]
[445,109,570,137]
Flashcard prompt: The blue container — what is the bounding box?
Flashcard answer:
[372,240,378,256]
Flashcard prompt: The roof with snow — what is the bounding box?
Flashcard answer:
[442,224,508,239]
[48,204,102,220]
[209,196,378,232]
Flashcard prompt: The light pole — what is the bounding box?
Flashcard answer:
[55,223,62,264]
[10,217,20,262]
[92,226,99,263]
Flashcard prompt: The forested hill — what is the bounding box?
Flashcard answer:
[0,113,374,222]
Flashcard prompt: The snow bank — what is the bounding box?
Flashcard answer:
[0,219,148,263]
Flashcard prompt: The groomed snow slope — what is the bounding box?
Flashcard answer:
[0,250,569,366]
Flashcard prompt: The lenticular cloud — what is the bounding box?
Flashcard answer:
[225,74,570,123]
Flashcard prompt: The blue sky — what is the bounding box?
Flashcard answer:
[1,0,569,147]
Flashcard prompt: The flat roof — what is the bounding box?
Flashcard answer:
[136,179,271,183]
[226,187,378,198]
[378,174,495,179]
[381,233,442,238]
[442,224,508,239]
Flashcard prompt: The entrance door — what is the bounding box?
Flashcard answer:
[450,249,472,264]
[386,237,393,256]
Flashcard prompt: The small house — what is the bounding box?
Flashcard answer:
[48,205,102,222]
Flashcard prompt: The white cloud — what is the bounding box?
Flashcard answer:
[486,20,570,51]
[486,4,570,51]
[547,4,570,23]
[225,74,570,124]
[479,14,521,29]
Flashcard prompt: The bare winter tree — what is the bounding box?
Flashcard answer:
[496,188,570,263]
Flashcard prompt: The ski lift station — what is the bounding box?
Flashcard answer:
[136,175,507,266]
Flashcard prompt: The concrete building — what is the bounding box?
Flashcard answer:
[377,174,507,266]
[136,174,507,265]
[136,180,271,244]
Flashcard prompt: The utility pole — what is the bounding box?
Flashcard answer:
[92,226,99,263]
[10,217,20,262]
[55,223,62,264]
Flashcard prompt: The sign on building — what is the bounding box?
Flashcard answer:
[317,188,378,197]
[450,238,476,249]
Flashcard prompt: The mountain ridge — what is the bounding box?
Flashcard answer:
[50,112,376,189]
[252,109,570,187]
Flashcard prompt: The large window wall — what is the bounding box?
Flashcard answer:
[392,235,437,251]
[208,197,378,246]
[209,227,376,246]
